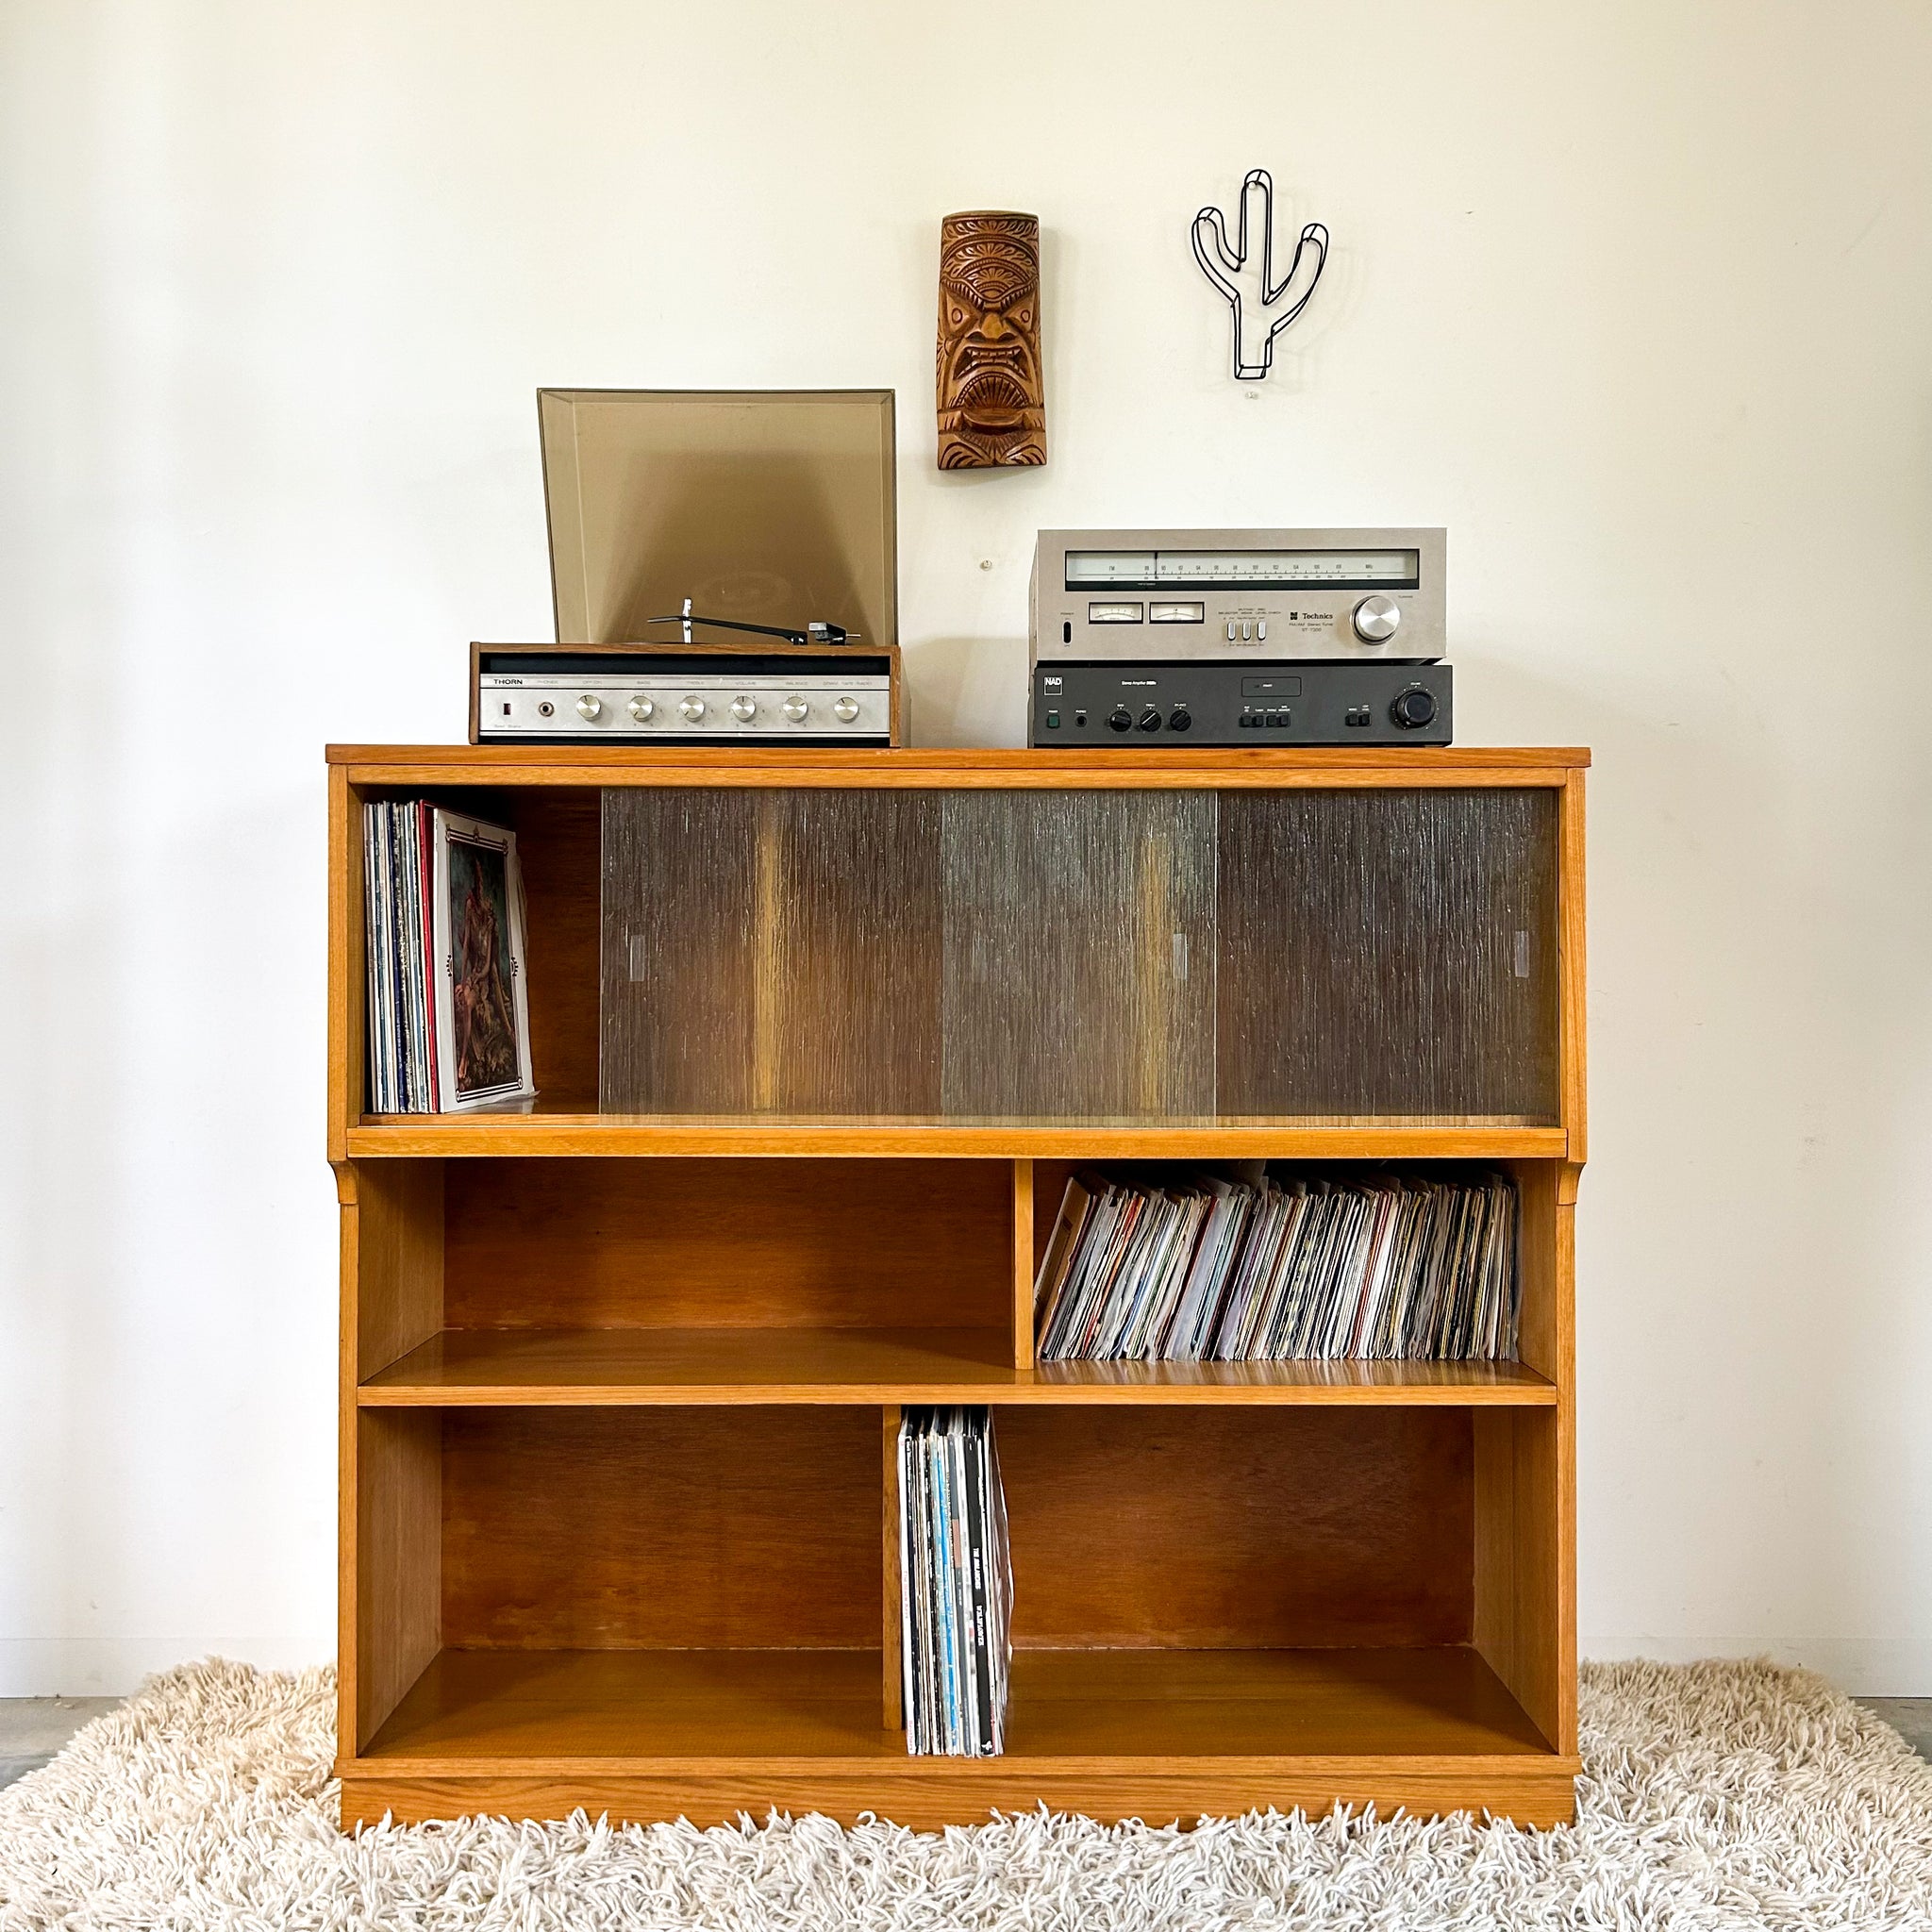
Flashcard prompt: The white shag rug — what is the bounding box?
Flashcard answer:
[2,1660,1929,1929]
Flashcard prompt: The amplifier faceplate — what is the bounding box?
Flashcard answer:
[1028,660,1453,748]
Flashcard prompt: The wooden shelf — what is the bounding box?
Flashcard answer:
[360,1327,1559,1407]
[347,1108,1570,1161]
[342,1645,1576,1828]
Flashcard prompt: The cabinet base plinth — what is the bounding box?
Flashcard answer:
[339,1758,1580,1832]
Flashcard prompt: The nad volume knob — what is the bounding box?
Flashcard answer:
[627,695,654,723]
[730,694,757,722]
[832,695,860,723]
[1352,594,1402,643]
[678,694,706,722]
[575,693,602,720]
[1107,706,1134,733]
[782,694,809,722]
[1391,687,1438,730]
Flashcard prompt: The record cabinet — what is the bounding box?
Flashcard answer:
[326,744,1587,1831]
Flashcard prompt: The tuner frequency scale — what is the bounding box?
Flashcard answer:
[1028,526,1451,747]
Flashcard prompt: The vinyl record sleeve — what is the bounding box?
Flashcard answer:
[430,809,537,1111]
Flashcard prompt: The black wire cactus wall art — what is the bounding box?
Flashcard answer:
[1191,169,1329,380]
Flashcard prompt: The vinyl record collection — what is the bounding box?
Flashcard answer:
[1035,1168,1519,1363]
[362,801,535,1115]
[897,1407,1013,1757]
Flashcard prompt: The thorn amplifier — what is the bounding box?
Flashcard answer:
[1028,659,1453,748]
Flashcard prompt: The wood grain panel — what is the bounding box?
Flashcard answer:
[343,1646,1573,1829]
[882,1406,902,1729]
[508,788,601,1111]
[440,1408,881,1649]
[1558,773,1588,1162]
[354,1162,443,1379]
[1474,1159,1576,1753]
[995,1407,1473,1648]
[356,1410,441,1753]
[353,1118,1569,1159]
[360,1644,1544,1762]
[362,1328,1557,1407]
[1010,1160,1035,1368]
[330,744,1591,772]
[442,1158,1012,1330]
[342,1759,1578,1830]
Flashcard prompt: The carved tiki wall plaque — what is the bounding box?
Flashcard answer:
[937,211,1045,469]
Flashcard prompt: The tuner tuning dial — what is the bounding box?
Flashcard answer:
[627,695,655,723]
[729,694,757,722]
[575,693,602,720]
[1352,594,1402,643]
[1390,686,1438,730]
[832,695,860,723]
[677,695,706,723]
[782,695,809,723]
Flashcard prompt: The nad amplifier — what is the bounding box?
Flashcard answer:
[1031,527,1446,664]
[471,643,901,746]
[1029,660,1452,747]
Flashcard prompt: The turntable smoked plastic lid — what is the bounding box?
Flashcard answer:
[538,389,898,649]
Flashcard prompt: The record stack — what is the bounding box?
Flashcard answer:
[361,801,536,1115]
[1035,1168,1519,1363]
[363,800,440,1114]
[897,1407,1013,1757]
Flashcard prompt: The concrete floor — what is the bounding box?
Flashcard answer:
[2,1694,1929,1795]
[1858,1697,1932,1763]
[0,1697,125,1790]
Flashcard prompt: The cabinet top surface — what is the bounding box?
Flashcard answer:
[328,744,1590,774]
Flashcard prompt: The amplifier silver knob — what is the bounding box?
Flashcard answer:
[627,695,655,723]
[1352,594,1401,643]
[782,695,809,723]
[575,693,603,720]
[832,695,860,723]
[678,695,706,722]
[729,694,757,722]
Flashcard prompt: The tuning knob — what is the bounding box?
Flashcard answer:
[627,695,655,723]
[729,694,757,722]
[678,695,706,722]
[1390,686,1438,730]
[782,695,809,722]
[575,693,602,720]
[832,695,860,723]
[1352,594,1402,643]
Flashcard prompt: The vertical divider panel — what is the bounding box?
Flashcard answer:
[1474,1158,1578,1753]
[341,1157,444,1758]
[355,1162,444,1379]
[1011,1161,1035,1369]
[1558,772,1590,1163]
[883,1405,903,1731]
[355,1408,441,1755]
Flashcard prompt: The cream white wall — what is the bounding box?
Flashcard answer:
[3,0,1929,1693]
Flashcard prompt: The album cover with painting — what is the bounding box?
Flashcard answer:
[429,809,535,1110]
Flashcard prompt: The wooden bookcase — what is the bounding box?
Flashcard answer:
[327,744,1587,1831]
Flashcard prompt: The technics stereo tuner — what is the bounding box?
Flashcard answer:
[1031,527,1446,665]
